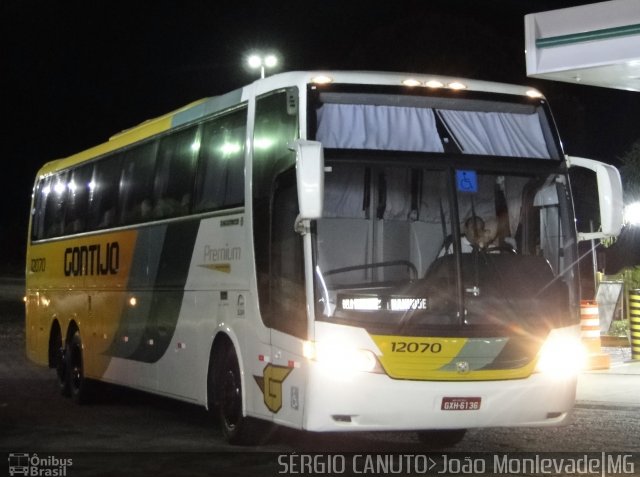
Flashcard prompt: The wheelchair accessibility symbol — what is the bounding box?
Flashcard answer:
[456,170,478,193]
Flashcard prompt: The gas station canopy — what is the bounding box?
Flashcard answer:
[525,0,640,91]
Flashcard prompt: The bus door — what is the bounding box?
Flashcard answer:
[264,170,307,428]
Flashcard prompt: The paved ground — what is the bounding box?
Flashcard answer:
[578,346,640,407]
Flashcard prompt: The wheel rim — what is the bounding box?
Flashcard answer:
[221,367,241,430]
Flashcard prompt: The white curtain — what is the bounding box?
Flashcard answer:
[316,103,444,153]
[438,109,550,158]
[323,165,367,218]
[316,103,551,159]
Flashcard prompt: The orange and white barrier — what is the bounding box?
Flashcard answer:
[580,300,610,370]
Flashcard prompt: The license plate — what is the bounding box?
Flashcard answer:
[441,397,481,411]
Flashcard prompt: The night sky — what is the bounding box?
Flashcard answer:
[3,0,640,273]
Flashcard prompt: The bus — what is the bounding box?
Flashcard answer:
[25,71,623,446]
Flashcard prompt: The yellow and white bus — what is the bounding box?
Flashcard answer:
[25,71,623,446]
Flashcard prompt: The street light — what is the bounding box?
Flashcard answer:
[247,54,278,79]
[624,202,640,226]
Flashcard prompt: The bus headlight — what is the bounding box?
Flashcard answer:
[535,330,587,377]
[303,341,383,374]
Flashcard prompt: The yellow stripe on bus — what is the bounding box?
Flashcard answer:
[371,334,536,381]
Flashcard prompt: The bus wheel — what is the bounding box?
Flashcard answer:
[56,344,70,397]
[416,429,466,448]
[66,331,91,405]
[53,327,69,397]
[215,347,266,445]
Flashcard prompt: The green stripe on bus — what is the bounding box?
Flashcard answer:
[108,220,200,363]
[536,23,640,48]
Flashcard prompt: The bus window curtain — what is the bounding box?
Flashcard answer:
[437,109,550,159]
[316,103,444,153]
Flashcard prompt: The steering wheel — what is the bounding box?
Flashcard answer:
[485,245,517,254]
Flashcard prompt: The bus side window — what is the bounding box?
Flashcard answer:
[194,107,247,212]
[154,126,199,219]
[43,172,68,239]
[64,163,93,235]
[119,141,158,225]
[31,177,51,241]
[88,154,122,230]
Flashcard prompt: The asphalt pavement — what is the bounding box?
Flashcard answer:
[577,346,640,407]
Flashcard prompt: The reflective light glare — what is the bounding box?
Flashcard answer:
[402,78,422,87]
[129,297,137,307]
[190,140,201,152]
[311,75,333,84]
[535,332,586,377]
[302,341,315,360]
[425,80,444,88]
[526,89,543,98]
[254,137,274,150]
[54,181,66,195]
[448,81,467,90]
[624,202,640,225]
[220,142,241,155]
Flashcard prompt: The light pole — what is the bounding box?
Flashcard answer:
[247,54,277,79]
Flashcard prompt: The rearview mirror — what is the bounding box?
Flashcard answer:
[567,156,623,241]
[291,139,324,219]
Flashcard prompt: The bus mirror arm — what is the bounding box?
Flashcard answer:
[566,155,624,241]
[290,140,324,219]
[294,215,310,235]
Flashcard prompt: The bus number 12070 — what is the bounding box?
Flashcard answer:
[390,341,442,353]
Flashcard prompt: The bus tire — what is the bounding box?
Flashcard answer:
[66,330,92,405]
[56,344,70,397]
[214,346,267,445]
[416,429,466,448]
[52,326,69,397]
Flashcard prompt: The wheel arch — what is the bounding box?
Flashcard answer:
[64,319,80,342]
[47,320,63,368]
[206,329,244,412]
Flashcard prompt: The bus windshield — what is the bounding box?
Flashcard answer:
[313,162,576,337]
[310,87,576,336]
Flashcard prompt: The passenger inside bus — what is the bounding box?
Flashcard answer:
[461,215,498,251]
[440,215,501,255]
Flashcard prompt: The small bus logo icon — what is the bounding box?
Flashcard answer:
[8,453,30,476]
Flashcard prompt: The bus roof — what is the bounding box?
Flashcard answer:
[36,71,545,177]
[250,70,543,97]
